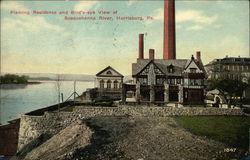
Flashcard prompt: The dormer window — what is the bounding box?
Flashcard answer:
[168,64,174,73]
[107,71,112,75]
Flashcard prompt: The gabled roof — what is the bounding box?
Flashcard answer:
[96,66,124,77]
[136,60,165,76]
[196,60,207,76]
[132,59,189,76]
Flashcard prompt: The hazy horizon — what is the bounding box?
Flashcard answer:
[1,0,249,75]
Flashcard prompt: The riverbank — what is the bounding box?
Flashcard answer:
[13,116,248,160]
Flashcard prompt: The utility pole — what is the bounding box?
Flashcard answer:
[74,81,76,105]
[0,96,1,125]
[56,75,61,112]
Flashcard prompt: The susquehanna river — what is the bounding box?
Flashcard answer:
[0,81,94,125]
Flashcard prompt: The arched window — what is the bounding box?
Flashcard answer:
[114,80,118,89]
[100,80,104,89]
[107,80,111,89]
[107,71,112,75]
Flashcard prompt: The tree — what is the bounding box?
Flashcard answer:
[0,74,28,83]
[208,78,249,106]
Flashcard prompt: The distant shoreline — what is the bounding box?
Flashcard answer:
[0,80,95,85]
[0,81,41,85]
[28,79,95,82]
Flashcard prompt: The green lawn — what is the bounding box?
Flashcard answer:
[174,116,249,149]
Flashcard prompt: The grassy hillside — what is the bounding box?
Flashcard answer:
[174,116,249,149]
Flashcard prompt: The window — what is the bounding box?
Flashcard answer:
[106,71,112,75]
[156,78,163,85]
[189,79,195,85]
[194,79,200,85]
[139,78,147,84]
[114,80,118,89]
[190,68,197,73]
[167,78,170,84]
[169,68,173,73]
[176,79,181,84]
[245,66,248,71]
[170,79,175,85]
[100,80,104,89]
[107,80,111,89]
[168,64,174,73]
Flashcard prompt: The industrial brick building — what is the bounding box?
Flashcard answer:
[122,0,206,104]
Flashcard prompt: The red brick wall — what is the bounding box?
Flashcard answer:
[0,119,20,158]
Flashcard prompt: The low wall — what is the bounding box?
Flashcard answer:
[74,105,246,117]
[18,105,247,151]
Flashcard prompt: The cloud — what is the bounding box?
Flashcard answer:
[148,8,217,25]
[153,8,164,21]
[74,1,99,11]
[187,25,203,31]
[1,1,27,10]
[1,1,64,33]
[176,10,218,24]
[143,8,163,25]
[3,16,63,33]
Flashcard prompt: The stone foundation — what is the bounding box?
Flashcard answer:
[18,105,247,151]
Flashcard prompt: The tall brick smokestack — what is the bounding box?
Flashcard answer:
[138,34,144,59]
[163,0,176,60]
[196,51,201,64]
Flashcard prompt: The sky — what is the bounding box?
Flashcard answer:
[1,0,249,75]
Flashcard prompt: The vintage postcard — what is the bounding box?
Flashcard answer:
[0,0,249,159]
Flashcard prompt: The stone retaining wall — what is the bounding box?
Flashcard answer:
[18,106,247,151]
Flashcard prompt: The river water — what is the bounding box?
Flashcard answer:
[0,81,94,125]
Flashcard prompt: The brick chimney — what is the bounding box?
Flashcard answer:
[149,49,155,60]
[138,34,144,59]
[196,51,201,64]
[163,0,176,60]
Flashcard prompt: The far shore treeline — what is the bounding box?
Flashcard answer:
[0,74,29,84]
